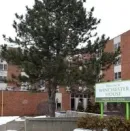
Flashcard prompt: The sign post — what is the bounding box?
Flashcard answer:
[100,102,104,119]
[126,102,129,120]
[95,80,130,120]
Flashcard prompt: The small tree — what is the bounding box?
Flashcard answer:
[1,0,119,116]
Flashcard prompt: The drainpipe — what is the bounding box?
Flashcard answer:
[1,90,3,116]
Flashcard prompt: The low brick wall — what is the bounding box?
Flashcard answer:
[0,91,70,116]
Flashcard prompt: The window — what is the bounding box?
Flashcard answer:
[71,98,75,110]
[4,64,7,70]
[114,42,120,51]
[114,72,121,80]
[0,76,3,81]
[84,95,87,98]
[0,76,6,83]
[115,57,121,66]
[0,64,7,71]
[0,64,3,70]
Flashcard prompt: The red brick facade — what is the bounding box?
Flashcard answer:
[62,93,71,111]
[104,39,114,81]
[0,89,71,116]
[121,30,130,80]
[104,30,130,81]
[0,91,48,116]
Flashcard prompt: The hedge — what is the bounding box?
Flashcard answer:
[78,115,130,131]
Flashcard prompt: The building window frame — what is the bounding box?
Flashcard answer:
[114,72,121,80]
[0,76,7,83]
[114,56,121,66]
[0,64,7,71]
[114,42,120,51]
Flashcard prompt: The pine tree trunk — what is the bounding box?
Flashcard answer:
[47,80,57,117]
[48,94,56,117]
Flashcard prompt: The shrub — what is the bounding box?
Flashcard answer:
[77,102,84,112]
[77,115,130,131]
[78,115,105,130]
[85,101,100,113]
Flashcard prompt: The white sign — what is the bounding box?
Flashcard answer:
[95,81,130,102]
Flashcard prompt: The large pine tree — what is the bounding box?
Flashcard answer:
[1,0,119,116]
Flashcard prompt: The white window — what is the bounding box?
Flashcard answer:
[114,42,120,51]
[0,76,6,83]
[114,72,121,80]
[0,64,3,70]
[4,64,7,70]
[114,56,121,66]
[0,64,7,71]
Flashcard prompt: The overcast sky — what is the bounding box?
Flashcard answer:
[0,0,130,45]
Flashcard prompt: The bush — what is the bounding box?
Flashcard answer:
[78,115,105,130]
[77,102,84,112]
[77,115,130,131]
[85,101,100,113]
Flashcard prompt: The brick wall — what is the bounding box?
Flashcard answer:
[62,93,71,110]
[59,86,71,111]
[0,90,71,116]
[103,39,114,81]
[104,30,130,81]
[121,30,130,79]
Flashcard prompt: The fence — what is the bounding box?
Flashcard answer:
[25,117,78,131]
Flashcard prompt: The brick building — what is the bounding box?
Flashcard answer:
[0,58,89,116]
[3,31,129,115]
[103,30,130,114]
[0,59,21,90]
[104,30,130,82]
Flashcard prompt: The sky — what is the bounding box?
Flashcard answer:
[0,0,130,44]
